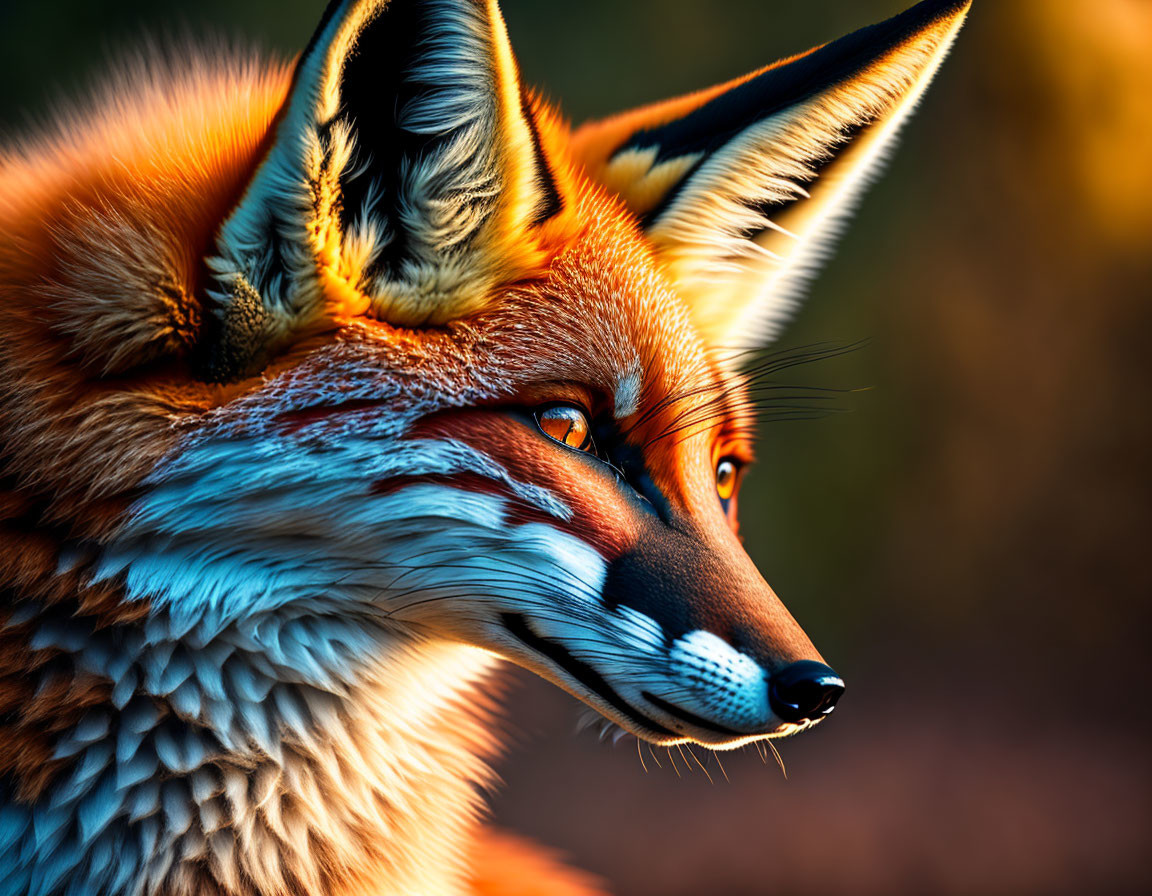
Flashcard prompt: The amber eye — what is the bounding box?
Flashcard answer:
[716,458,739,504]
[535,404,596,453]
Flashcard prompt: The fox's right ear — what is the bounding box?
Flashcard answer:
[570,0,970,360]
[200,0,565,381]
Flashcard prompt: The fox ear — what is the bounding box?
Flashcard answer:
[202,0,563,381]
[571,0,970,356]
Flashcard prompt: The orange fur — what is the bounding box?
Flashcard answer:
[0,2,967,893]
[0,46,715,895]
[467,830,606,896]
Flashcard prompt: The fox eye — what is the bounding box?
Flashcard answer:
[716,458,741,511]
[535,404,596,454]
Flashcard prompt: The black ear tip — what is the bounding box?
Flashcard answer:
[902,0,973,27]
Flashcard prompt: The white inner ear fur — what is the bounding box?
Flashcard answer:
[357,0,548,325]
[206,2,366,330]
[644,13,969,359]
[206,0,551,360]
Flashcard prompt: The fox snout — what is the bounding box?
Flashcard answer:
[383,399,843,747]
[497,533,844,745]
[594,521,843,743]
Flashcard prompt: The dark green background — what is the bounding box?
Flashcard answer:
[3,1,1149,892]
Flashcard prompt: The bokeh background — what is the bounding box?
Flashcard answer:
[2,0,1149,893]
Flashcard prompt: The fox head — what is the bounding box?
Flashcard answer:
[0,0,969,768]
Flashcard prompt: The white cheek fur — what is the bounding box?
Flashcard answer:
[107,422,772,736]
[666,629,770,731]
[37,418,772,896]
[96,435,569,634]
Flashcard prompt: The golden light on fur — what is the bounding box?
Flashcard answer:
[574,1,972,356]
[599,149,704,218]
[0,2,967,895]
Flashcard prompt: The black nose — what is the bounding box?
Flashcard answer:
[769,661,845,723]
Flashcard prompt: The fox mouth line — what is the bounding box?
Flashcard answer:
[501,612,680,739]
[639,690,745,738]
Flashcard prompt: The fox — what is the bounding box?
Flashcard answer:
[0,0,969,894]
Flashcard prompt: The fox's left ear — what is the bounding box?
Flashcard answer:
[202,0,565,381]
[571,0,971,355]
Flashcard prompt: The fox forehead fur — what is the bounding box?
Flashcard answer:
[0,1,969,895]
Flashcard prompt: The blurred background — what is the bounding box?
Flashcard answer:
[2,0,1149,893]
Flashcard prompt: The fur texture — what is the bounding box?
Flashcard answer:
[0,1,968,894]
